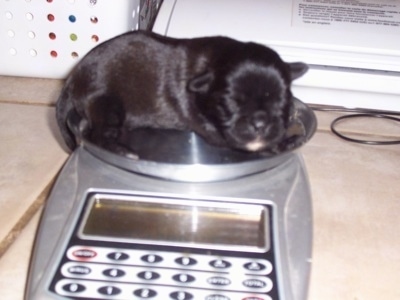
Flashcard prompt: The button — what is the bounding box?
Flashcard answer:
[141,254,163,263]
[107,251,129,261]
[137,271,160,280]
[172,273,195,283]
[72,249,97,260]
[209,259,231,269]
[175,257,197,266]
[62,283,85,293]
[206,294,231,300]
[243,262,271,273]
[170,291,194,300]
[207,276,231,286]
[67,265,91,275]
[98,286,121,296]
[242,279,267,289]
[103,268,125,278]
[134,288,157,298]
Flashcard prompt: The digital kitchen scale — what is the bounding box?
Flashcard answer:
[25,98,316,300]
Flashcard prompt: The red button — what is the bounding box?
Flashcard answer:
[72,249,97,260]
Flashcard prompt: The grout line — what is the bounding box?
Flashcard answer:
[0,100,55,107]
[0,179,55,259]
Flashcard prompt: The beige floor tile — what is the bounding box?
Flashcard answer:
[0,76,63,105]
[0,103,68,250]
[302,131,400,300]
[0,209,41,300]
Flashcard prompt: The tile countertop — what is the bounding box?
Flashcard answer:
[0,76,399,299]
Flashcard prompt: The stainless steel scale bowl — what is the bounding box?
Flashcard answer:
[67,98,317,182]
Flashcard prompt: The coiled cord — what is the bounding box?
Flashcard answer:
[309,105,400,145]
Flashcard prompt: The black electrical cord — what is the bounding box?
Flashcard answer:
[309,105,400,145]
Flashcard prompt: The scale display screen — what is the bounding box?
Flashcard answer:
[80,194,269,251]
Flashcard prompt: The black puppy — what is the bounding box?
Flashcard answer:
[56,31,308,155]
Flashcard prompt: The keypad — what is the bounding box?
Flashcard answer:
[53,245,275,299]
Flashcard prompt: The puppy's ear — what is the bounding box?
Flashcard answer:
[288,62,308,81]
[187,71,214,94]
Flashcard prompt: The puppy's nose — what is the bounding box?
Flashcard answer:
[251,111,268,131]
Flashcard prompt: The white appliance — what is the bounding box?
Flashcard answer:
[152,0,400,112]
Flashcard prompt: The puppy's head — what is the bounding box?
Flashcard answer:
[188,42,308,152]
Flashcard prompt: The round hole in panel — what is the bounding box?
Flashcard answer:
[70,33,78,41]
[90,16,98,24]
[28,31,36,39]
[50,50,58,58]
[49,32,56,40]
[89,0,97,6]
[7,30,15,38]
[9,48,17,56]
[71,52,79,59]
[68,15,76,23]
[5,11,13,20]
[26,13,34,21]
[30,49,37,57]
[91,34,99,42]
[47,14,55,22]
[47,0,53,3]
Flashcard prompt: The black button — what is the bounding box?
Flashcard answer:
[175,257,197,266]
[67,265,91,275]
[98,286,121,295]
[243,262,267,272]
[137,271,161,280]
[141,254,163,263]
[172,273,195,283]
[170,291,194,300]
[103,268,125,278]
[209,259,231,269]
[207,276,231,286]
[134,288,157,298]
[107,251,129,261]
[62,283,85,293]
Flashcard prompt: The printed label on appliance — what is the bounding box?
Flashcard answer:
[292,0,400,33]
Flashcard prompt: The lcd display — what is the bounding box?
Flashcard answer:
[81,194,268,251]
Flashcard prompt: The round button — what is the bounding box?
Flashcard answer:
[170,291,193,300]
[175,256,197,266]
[98,286,121,296]
[209,259,231,269]
[242,278,268,289]
[207,276,231,286]
[243,261,272,274]
[103,268,125,278]
[62,283,85,293]
[72,249,97,260]
[134,288,157,298]
[137,271,160,280]
[172,273,195,283]
[67,265,91,275]
[141,254,163,264]
[107,251,129,261]
[205,295,230,300]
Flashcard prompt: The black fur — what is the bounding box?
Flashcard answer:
[56,30,308,155]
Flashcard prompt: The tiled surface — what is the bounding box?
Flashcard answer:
[0,103,68,253]
[0,75,63,105]
[303,131,400,300]
[0,210,41,299]
[0,75,399,300]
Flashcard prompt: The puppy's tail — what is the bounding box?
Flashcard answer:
[55,83,78,151]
